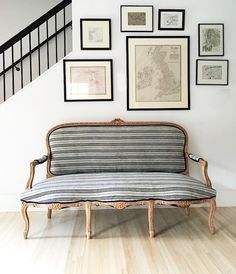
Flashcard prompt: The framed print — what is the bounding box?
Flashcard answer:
[80,19,111,50]
[198,24,224,56]
[64,59,113,101]
[158,9,185,30]
[120,5,153,32]
[127,36,190,110]
[196,59,229,85]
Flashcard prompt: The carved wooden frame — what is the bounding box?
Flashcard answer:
[21,118,216,239]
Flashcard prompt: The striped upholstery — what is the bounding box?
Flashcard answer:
[20,172,216,204]
[48,125,186,175]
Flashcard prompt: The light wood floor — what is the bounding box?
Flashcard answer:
[0,207,236,274]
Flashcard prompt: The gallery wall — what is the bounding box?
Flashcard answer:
[0,0,235,210]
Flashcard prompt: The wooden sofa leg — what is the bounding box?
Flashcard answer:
[47,209,52,219]
[21,203,30,239]
[148,201,155,238]
[85,202,92,239]
[208,198,216,234]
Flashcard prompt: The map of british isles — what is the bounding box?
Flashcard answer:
[135,45,181,102]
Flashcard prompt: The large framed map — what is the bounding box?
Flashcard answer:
[127,36,190,110]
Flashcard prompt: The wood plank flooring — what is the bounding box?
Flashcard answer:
[0,207,235,274]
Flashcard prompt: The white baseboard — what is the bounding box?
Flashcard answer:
[1,189,236,212]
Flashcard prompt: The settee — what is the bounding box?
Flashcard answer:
[20,119,216,239]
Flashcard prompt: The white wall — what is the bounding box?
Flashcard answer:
[0,0,62,45]
[0,0,235,211]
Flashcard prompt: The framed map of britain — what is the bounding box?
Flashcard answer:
[127,36,190,110]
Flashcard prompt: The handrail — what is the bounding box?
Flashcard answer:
[0,0,72,103]
[0,22,72,78]
[0,0,71,54]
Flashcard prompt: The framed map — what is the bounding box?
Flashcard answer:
[80,19,111,50]
[158,9,185,30]
[120,5,153,32]
[196,59,229,85]
[63,59,113,101]
[198,24,224,56]
[127,36,190,110]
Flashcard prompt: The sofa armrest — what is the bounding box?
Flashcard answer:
[33,155,48,165]
[188,153,212,188]
[25,155,48,190]
[188,153,203,162]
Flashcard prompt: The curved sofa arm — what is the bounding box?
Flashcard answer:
[25,155,48,190]
[187,153,212,188]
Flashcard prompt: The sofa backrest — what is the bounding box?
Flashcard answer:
[46,120,188,176]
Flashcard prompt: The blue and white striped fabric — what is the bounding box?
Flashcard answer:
[48,125,187,175]
[20,172,216,204]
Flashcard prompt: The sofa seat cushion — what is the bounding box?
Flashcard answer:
[20,172,216,205]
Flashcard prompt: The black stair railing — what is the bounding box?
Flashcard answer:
[0,0,72,103]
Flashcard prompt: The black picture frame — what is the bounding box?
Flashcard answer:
[198,23,224,56]
[196,59,229,86]
[80,19,111,50]
[127,36,190,111]
[158,9,185,30]
[120,5,154,32]
[63,59,113,102]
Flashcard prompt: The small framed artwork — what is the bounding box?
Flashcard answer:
[80,19,111,50]
[63,59,113,101]
[198,24,224,56]
[120,5,153,32]
[158,9,185,30]
[196,59,229,85]
[127,36,190,110]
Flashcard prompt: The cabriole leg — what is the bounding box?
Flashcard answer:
[47,208,52,219]
[148,201,155,238]
[85,202,92,239]
[21,203,30,239]
[208,198,216,234]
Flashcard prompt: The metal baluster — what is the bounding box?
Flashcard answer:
[2,52,6,101]
[46,20,49,69]
[20,39,24,88]
[55,14,58,62]
[63,7,66,56]
[29,33,32,82]
[12,46,15,94]
[37,27,41,76]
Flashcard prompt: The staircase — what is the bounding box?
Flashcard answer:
[0,0,72,103]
